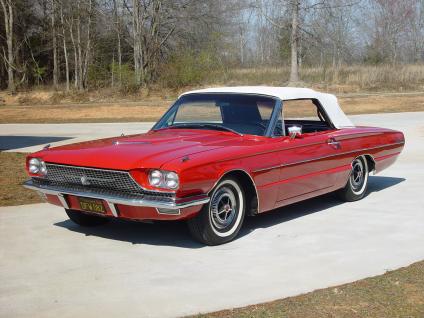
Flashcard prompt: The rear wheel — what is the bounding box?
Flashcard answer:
[337,156,369,201]
[65,209,110,226]
[187,177,245,245]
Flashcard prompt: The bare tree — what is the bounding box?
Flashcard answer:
[59,0,69,91]
[51,0,58,88]
[131,0,143,85]
[289,0,300,82]
[112,0,122,85]
[0,0,15,93]
[82,0,92,88]
[255,0,301,83]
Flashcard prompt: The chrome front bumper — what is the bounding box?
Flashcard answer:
[23,180,210,211]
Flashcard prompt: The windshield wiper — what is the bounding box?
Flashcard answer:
[166,123,243,136]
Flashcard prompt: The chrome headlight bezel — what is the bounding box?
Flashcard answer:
[148,169,163,187]
[28,158,47,176]
[164,171,179,189]
[148,169,179,190]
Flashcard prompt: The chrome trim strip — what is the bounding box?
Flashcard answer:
[106,201,119,217]
[113,141,151,145]
[254,164,281,173]
[57,193,70,209]
[46,162,128,173]
[23,180,209,209]
[252,142,405,173]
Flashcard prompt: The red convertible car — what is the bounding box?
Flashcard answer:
[24,87,405,245]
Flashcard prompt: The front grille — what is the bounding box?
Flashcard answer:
[36,163,174,198]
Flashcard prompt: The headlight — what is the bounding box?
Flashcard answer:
[28,158,47,176]
[164,171,179,189]
[148,170,163,187]
[148,169,179,189]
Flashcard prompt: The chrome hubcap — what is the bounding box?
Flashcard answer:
[210,187,237,230]
[350,159,364,191]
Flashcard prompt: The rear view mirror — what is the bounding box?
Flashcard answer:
[288,125,302,139]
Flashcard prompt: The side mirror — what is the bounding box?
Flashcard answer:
[288,125,302,139]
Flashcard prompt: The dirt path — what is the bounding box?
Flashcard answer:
[1,93,423,123]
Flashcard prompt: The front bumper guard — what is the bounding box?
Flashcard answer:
[23,180,210,214]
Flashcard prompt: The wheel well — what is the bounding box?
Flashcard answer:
[363,154,376,173]
[218,170,259,216]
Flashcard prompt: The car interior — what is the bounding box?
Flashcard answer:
[219,101,269,136]
[161,94,335,137]
[273,99,334,136]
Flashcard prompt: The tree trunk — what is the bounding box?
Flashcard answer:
[111,54,115,87]
[113,0,122,86]
[51,0,58,89]
[239,27,244,65]
[60,2,70,91]
[133,0,143,86]
[69,21,79,89]
[117,31,122,84]
[82,0,92,89]
[289,0,300,83]
[1,0,15,93]
[76,0,83,90]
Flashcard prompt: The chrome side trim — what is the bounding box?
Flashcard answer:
[252,142,404,173]
[57,193,70,209]
[254,164,281,173]
[23,180,209,209]
[113,141,151,145]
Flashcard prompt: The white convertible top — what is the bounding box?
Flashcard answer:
[180,86,354,128]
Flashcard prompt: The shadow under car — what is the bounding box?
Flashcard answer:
[54,175,405,248]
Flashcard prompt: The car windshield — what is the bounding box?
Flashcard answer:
[153,93,277,136]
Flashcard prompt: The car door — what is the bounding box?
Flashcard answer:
[274,99,342,205]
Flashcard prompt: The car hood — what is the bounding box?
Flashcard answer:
[35,129,244,171]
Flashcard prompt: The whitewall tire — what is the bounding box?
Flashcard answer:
[337,156,369,201]
[187,177,245,245]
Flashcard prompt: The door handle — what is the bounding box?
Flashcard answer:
[327,137,341,149]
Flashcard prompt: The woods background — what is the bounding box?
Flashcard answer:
[1,0,424,95]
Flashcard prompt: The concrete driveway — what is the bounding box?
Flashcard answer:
[1,112,423,317]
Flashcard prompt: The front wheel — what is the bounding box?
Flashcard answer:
[187,177,245,245]
[337,156,369,201]
[65,209,110,226]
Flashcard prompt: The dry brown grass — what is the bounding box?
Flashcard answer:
[0,152,42,207]
[1,64,424,123]
[192,260,424,318]
[1,64,423,108]
[0,85,180,106]
[219,64,424,93]
[0,93,423,123]
[0,102,170,123]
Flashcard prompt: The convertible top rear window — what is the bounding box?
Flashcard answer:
[153,93,278,136]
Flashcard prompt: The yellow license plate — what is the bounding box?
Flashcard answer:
[78,197,106,214]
